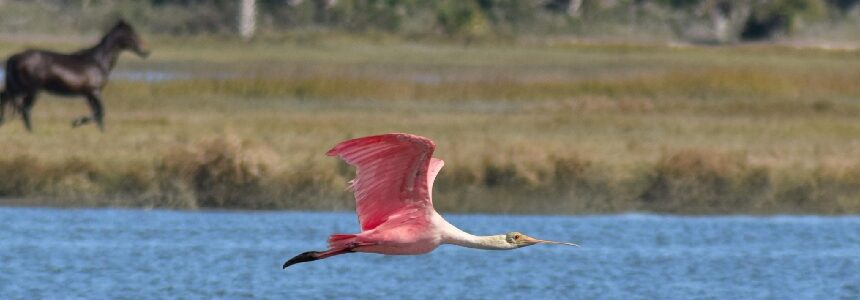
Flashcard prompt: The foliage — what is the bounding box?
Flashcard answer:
[434,0,489,39]
[0,0,857,42]
[741,0,828,40]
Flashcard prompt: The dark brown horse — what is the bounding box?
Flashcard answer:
[0,20,149,132]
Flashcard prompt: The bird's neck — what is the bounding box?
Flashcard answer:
[450,234,515,250]
[439,218,515,250]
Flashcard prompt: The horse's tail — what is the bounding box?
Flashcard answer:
[0,90,7,111]
[0,91,13,115]
[4,54,21,93]
[2,54,24,115]
[0,84,8,123]
[1,57,10,120]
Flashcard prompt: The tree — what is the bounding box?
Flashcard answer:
[740,0,826,40]
[239,0,256,39]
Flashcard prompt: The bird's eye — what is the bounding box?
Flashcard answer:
[514,234,521,240]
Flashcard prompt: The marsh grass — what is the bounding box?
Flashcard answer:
[1,38,860,213]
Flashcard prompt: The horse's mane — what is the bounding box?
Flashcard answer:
[72,24,126,55]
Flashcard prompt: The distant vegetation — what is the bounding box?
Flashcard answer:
[0,38,859,214]
[2,0,860,43]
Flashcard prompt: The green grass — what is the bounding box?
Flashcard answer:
[1,36,860,213]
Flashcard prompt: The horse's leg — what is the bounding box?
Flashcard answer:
[84,92,104,131]
[71,116,91,127]
[20,93,36,132]
[0,90,16,126]
[0,91,8,126]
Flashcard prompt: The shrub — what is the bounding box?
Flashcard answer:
[157,135,278,208]
[638,149,771,213]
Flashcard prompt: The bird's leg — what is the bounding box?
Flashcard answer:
[282,251,322,269]
[282,242,371,269]
[282,248,354,269]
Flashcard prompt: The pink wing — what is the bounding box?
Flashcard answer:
[327,133,442,231]
[427,158,444,199]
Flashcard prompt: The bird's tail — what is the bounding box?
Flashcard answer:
[327,233,357,249]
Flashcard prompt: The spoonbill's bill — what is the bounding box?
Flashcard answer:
[283,133,578,269]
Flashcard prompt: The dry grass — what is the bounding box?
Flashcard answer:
[0,37,859,213]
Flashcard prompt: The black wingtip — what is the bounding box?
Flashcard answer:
[282,251,319,269]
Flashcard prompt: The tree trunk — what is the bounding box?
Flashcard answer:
[239,0,256,39]
[568,0,583,17]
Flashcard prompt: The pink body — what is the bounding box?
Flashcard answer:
[322,133,459,257]
[351,212,445,255]
[283,133,577,269]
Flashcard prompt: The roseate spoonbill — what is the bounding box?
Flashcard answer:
[283,133,578,269]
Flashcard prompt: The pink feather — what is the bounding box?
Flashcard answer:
[326,133,439,231]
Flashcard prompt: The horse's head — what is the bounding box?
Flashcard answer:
[110,19,150,58]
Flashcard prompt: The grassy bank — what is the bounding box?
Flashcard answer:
[1,37,859,214]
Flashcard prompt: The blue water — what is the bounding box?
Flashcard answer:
[0,208,858,299]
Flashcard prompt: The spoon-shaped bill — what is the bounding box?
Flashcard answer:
[536,239,580,247]
[524,236,580,247]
